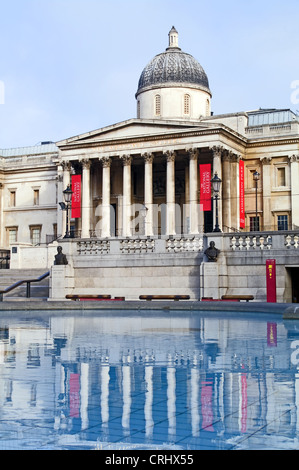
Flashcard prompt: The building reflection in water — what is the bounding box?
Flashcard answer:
[0,313,299,449]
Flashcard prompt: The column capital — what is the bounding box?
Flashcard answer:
[260,156,272,165]
[222,149,232,162]
[210,145,224,158]
[80,158,91,169]
[164,150,176,162]
[186,147,199,160]
[120,154,132,166]
[100,156,112,168]
[288,154,299,162]
[142,152,154,164]
[61,160,72,171]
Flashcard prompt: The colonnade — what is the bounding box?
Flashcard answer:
[58,146,242,238]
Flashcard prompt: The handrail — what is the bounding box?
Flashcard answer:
[0,271,50,301]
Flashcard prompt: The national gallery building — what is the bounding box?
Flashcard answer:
[1,27,299,302]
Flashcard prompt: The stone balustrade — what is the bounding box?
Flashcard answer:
[75,232,299,256]
[229,234,272,251]
[76,235,204,256]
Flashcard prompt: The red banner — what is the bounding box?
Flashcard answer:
[69,373,80,418]
[200,164,211,211]
[266,259,277,303]
[239,160,245,228]
[71,174,81,218]
[267,322,277,347]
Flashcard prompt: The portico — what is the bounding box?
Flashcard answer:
[56,122,245,239]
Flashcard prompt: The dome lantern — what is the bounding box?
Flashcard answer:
[167,26,180,50]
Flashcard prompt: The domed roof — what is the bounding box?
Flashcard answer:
[136,27,211,96]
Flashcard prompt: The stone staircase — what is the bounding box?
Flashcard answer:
[0,269,50,301]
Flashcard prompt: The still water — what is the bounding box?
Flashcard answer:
[0,309,299,450]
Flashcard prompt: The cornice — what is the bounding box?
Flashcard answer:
[58,126,247,154]
[246,136,299,148]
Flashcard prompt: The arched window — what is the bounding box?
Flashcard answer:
[206,99,210,116]
[184,94,190,115]
[155,95,161,116]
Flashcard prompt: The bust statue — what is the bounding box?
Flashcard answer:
[204,241,220,262]
[54,246,68,265]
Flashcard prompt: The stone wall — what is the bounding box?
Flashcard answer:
[10,231,299,303]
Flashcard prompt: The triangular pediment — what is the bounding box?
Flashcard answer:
[56,118,220,148]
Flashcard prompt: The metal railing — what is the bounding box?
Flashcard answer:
[0,271,50,301]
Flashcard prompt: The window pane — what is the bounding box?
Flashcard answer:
[32,228,40,245]
[9,229,17,244]
[250,216,259,231]
[278,215,288,231]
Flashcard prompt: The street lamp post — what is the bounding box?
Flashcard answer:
[253,171,260,231]
[211,172,222,232]
[59,185,73,238]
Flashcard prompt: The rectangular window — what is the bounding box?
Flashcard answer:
[250,216,260,231]
[30,226,41,245]
[278,215,288,231]
[8,228,17,244]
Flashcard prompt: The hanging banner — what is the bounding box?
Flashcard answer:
[267,322,277,347]
[239,160,245,228]
[69,373,80,418]
[200,164,211,211]
[266,259,277,303]
[71,174,81,218]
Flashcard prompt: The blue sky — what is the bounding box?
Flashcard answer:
[0,0,298,148]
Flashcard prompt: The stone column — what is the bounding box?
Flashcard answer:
[222,150,231,231]
[81,158,91,238]
[289,154,299,228]
[165,150,176,235]
[142,152,154,236]
[211,146,223,230]
[187,148,199,234]
[121,154,132,237]
[261,156,272,230]
[231,154,240,230]
[101,157,111,237]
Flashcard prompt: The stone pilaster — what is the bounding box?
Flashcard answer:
[260,156,272,230]
[289,154,299,228]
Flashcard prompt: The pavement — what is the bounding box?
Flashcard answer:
[0,299,295,317]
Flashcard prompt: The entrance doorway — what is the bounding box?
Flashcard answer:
[287,267,299,303]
